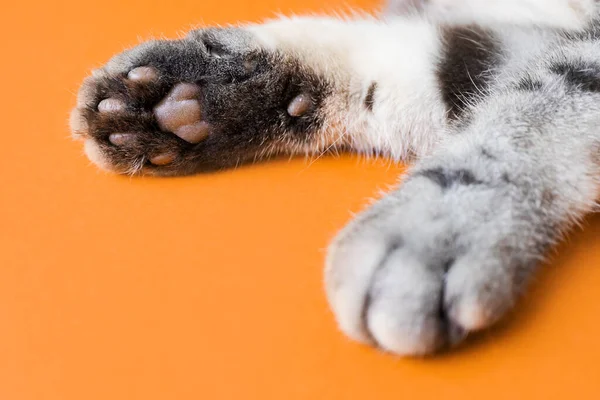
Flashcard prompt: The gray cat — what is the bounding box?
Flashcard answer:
[70,0,600,356]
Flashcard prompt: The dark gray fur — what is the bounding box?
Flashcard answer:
[436,26,501,121]
[80,28,331,175]
[364,82,378,111]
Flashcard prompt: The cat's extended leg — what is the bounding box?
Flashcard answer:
[326,43,600,355]
[384,0,598,29]
[70,17,449,175]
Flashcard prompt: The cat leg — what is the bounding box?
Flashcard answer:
[70,16,449,175]
[326,45,600,355]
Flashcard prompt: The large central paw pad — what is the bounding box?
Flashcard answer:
[153,81,210,144]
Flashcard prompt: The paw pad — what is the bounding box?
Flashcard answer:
[108,133,135,146]
[127,66,159,82]
[98,98,125,113]
[149,152,176,166]
[287,93,313,117]
[154,82,210,144]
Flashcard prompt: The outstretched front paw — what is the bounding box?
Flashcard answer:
[70,28,332,175]
[326,164,546,355]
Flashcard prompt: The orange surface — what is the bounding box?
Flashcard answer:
[2,0,600,398]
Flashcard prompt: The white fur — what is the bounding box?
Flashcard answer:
[246,0,599,162]
[394,0,597,29]
[249,16,448,160]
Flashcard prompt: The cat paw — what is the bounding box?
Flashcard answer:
[70,28,330,175]
[325,164,542,356]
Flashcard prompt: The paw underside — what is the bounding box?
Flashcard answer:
[70,29,327,175]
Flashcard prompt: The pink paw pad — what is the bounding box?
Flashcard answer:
[127,66,159,82]
[98,98,126,113]
[154,82,211,144]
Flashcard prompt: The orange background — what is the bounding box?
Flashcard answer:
[2,0,600,398]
